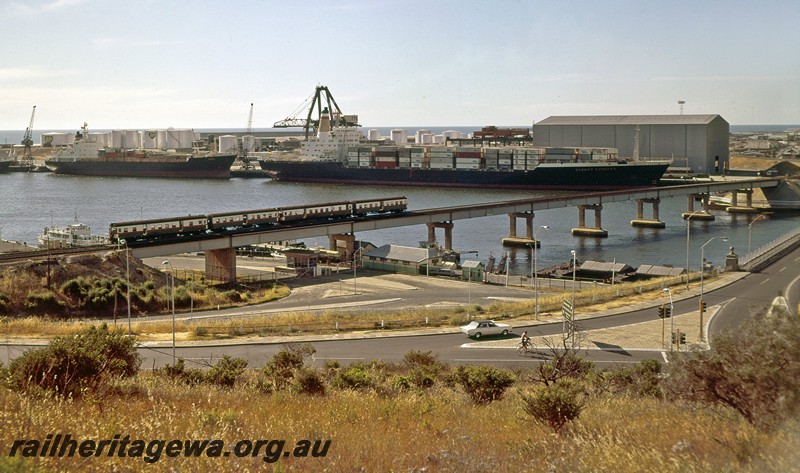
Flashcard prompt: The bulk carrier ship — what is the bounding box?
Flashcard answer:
[45,124,236,179]
[259,109,670,190]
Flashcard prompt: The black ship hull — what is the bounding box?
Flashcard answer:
[259,160,670,190]
[45,155,237,179]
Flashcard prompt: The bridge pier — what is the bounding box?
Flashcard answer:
[572,204,608,237]
[502,212,539,247]
[630,198,665,228]
[682,194,715,220]
[205,247,237,283]
[329,233,356,260]
[727,189,758,214]
[426,221,454,250]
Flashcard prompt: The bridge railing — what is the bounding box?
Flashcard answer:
[741,226,800,272]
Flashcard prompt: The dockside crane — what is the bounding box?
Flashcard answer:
[21,105,36,162]
[238,102,254,160]
[273,85,359,140]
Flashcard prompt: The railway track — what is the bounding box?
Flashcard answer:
[0,244,116,264]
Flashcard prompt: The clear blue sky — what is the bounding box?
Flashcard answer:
[2,0,798,130]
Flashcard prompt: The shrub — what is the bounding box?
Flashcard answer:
[207,355,248,387]
[454,365,516,404]
[23,291,65,314]
[333,363,374,390]
[262,343,316,391]
[0,293,10,314]
[665,311,800,431]
[156,358,205,386]
[7,324,140,396]
[522,378,586,433]
[293,367,326,396]
[600,358,663,397]
[222,290,243,302]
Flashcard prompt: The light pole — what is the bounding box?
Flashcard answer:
[663,287,674,351]
[747,214,767,265]
[699,236,728,341]
[684,210,709,291]
[162,260,175,364]
[125,243,131,335]
[532,225,549,320]
[570,249,577,348]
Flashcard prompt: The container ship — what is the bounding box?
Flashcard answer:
[259,110,669,190]
[45,125,236,179]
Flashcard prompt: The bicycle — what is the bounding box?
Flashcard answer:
[516,341,533,355]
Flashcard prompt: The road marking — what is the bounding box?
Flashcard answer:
[795,256,800,263]
[779,267,787,272]
[661,352,669,363]
[760,278,770,285]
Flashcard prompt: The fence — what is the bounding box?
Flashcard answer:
[741,227,800,272]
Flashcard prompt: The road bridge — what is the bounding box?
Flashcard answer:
[125,177,781,282]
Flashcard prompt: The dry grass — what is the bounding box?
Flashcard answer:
[0,374,796,472]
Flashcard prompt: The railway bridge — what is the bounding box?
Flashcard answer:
[123,177,781,282]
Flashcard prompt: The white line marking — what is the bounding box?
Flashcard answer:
[661,352,670,363]
[779,267,787,272]
[760,278,770,285]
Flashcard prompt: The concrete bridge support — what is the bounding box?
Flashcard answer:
[631,198,666,228]
[682,194,715,220]
[205,247,237,283]
[502,212,539,247]
[329,233,356,260]
[572,204,608,237]
[426,221,454,250]
[727,189,758,213]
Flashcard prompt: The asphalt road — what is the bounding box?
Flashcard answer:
[2,245,798,369]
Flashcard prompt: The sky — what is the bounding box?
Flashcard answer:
[1,0,798,130]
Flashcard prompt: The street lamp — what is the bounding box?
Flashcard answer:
[747,214,767,266]
[570,249,577,348]
[125,243,131,335]
[162,260,175,364]
[663,287,674,351]
[699,236,728,341]
[685,210,710,291]
[532,225,549,320]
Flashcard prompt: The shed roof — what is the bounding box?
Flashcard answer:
[462,260,484,269]
[536,114,723,126]
[365,244,437,263]
[635,264,686,277]
[578,261,632,273]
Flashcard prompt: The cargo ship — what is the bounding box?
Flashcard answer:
[259,111,669,190]
[45,124,236,179]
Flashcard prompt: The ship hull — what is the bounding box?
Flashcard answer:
[0,160,12,173]
[45,155,237,179]
[259,160,670,190]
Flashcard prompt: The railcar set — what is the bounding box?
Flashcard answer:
[108,196,408,243]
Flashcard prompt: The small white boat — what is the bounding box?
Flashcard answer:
[38,223,109,248]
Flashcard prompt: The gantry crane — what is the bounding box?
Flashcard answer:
[273,85,359,140]
[21,105,36,162]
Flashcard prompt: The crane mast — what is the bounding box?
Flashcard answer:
[21,105,36,162]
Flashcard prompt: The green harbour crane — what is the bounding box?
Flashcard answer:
[21,105,36,162]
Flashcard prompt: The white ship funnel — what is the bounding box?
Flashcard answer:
[319,107,332,133]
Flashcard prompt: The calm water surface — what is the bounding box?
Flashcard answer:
[1,173,797,275]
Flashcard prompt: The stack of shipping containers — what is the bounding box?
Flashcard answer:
[429,146,454,169]
[454,146,482,170]
[375,146,398,168]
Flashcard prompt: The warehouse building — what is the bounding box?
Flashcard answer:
[532,115,729,174]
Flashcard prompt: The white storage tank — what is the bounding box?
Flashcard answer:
[88,132,111,147]
[111,130,140,149]
[390,129,408,145]
[40,132,74,147]
[140,130,159,149]
[432,134,446,144]
[218,135,238,154]
[241,135,256,154]
[415,129,431,143]
[368,129,382,141]
[164,128,195,149]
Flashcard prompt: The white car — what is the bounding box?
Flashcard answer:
[459,320,512,339]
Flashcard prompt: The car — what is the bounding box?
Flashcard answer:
[459,320,512,339]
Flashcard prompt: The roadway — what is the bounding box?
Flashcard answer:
[2,243,797,369]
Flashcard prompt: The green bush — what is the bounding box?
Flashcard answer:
[0,293,10,314]
[600,358,663,397]
[454,365,516,404]
[7,324,140,396]
[333,363,374,390]
[207,355,248,387]
[156,358,205,386]
[522,378,586,433]
[23,291,65,314]
[262,343,316,391]
[292,367,326,396]
[665,311,800,431]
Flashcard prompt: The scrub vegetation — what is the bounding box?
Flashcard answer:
[1,309,798,471]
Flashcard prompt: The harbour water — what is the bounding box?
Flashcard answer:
[1,172,797,275]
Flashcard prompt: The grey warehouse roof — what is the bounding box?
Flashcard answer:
[536,114,723,126]
[635,265,686,277]
[365,244,437,263]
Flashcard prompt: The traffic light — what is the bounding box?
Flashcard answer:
[664,306,671,318]
[680,333,686,344]
[658,306,665,318]
[700,300,707,312]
